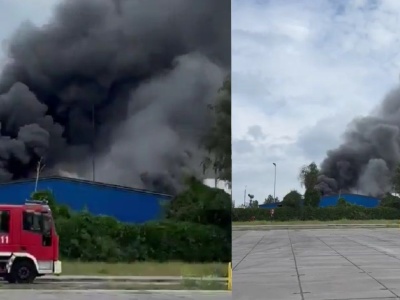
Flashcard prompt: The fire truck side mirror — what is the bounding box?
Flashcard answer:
[43,229,51,237]
[40,214,52,237]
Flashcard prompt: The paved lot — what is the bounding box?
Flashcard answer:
[1,290,231,300]
[233,228,400,300]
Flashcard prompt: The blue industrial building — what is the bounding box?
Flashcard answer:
[0,176,173,223]
[259,193,380,209]
[259,203,281,209]
[319,193,379,208]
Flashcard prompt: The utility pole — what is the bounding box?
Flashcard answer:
[244,185,247,207]
[35,157,45,192]
[273,163,276,200]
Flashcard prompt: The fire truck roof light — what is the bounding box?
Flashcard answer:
[25,199,49,205]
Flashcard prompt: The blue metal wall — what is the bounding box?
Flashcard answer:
[259,194,379,209]
[319,194,379,208]
[259,203,280,209]
[0,177,172,223]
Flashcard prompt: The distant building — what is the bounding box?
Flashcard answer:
[259,202,282,209]
[258,193,380,209]
[319,193,379,208]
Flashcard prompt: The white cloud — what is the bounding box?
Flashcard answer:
[232,0,400,204]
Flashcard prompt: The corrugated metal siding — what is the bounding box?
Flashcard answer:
[259,203,279,209]
[0,178,172,223]
[319,194,379,208]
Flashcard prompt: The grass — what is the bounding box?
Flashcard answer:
[0,281,227,290]
[62,261,227,277]
[233,219,400,226]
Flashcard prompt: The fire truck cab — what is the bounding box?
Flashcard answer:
[0,200,62,283]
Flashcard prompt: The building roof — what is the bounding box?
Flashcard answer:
[0,176,173,198]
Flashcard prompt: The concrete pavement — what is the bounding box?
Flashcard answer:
[233,228,400,300]
[233,224,400,230]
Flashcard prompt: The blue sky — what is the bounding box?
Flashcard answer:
[232,0,400,205]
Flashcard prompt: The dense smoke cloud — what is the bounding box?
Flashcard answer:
[316,86,400,198]
[0,0,230,194]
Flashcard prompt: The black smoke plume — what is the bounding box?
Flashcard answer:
[316,86,400,198]
[0,0,230,194]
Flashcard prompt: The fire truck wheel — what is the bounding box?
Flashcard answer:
[10,260,36,284]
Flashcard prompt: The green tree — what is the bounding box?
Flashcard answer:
[165,176,231,230]
[282,190,302,209]
[381,193,400,210]
[202,77,231,184]
[249,200,259,208]
[31,189,71,219]
[299,162,319,190]
[392,164,400,194]
[299,162,321,207]
[304,188,320,207]
[31,190,57,211]
[264,195,275,204]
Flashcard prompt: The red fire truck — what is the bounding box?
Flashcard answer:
[0,199,62,283]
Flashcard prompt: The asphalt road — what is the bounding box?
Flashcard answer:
[233,228,400,300]
[1,290,231,300]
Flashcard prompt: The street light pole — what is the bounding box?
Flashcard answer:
[244,185,247,207]
[273,163,276,201]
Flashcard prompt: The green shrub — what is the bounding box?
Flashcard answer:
[233,206,400,222]
[381,194,400,210]
[165,177,231,242]
[337,198,353,207]
[166,177,231,229]
[232,207,301,221]
[56,213,230,262]
[31,189,71,219]
[34,183,231,263]
[281,190,302,208]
